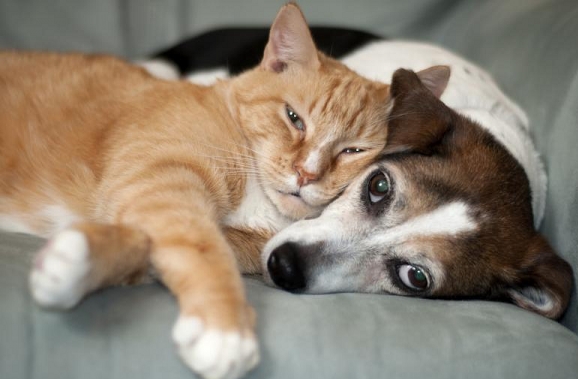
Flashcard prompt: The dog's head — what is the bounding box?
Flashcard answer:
[261,68,573,319]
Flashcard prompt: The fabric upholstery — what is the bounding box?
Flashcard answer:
[1,231,577,379]
[0,0,577,378]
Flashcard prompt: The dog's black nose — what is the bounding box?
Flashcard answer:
[267,242,306,291]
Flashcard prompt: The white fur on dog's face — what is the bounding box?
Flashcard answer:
[261,162,478,295]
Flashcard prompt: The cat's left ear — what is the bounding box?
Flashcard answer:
[261,3,320,73]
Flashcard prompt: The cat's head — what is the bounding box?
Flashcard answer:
[229,3,449,220]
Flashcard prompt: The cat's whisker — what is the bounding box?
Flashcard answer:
[190,140,258,160]
[209,165,263,175]
[226,141,271,160]
[186,154,256,166]
[219,166,265,175]
[196,139,282,174]
[384,110,428,122]
[203,159,256,168]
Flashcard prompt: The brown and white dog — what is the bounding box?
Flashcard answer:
[261,41,573,319]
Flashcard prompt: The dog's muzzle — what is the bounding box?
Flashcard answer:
[267,242,306,291]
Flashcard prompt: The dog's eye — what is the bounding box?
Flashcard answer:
[368,172,391,203]
[286,105,305,131]
[397,264,429,291]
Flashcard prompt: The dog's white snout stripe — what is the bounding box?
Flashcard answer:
[373,201,477,245]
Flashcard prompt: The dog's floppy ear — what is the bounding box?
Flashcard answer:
[383,68,453,155]
[261,3,319,73]
[505,235,573,319]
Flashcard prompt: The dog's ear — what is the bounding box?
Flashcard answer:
[261,3,319,73]
[383,68,453,155]
[505,235,573,319]
[416,65,450,98]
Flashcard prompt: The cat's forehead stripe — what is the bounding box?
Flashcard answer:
[347,91,370,131]
[323,77,358,118]
[317,78,375,129]
[314,76,342,115]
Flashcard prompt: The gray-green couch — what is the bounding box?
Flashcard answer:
[1,1,577,378]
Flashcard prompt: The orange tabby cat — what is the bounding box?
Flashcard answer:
[0,4,450,379]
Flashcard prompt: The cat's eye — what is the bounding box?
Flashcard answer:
[341,148,365,154]
[397,264,429,291]
[368,172,391,203]
[286,105,305,131]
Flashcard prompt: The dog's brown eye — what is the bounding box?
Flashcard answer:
[397,264,429,291]
[368,173,390,203]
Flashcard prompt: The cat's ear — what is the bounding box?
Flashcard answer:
[504,235,573,319]
[261,3,319,73]
[416,65,450,98]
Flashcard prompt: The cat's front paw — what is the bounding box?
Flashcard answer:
[29,229,92,309]
[172,315,259,379]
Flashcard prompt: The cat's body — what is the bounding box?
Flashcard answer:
[1,53,234,231]
[1,51,262,262]
[0,5,394,379]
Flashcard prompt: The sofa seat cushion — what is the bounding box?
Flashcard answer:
[1,231,577,379]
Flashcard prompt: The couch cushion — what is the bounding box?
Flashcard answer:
[1,231,577,379]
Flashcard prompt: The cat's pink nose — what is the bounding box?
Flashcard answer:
[294,164,319,186]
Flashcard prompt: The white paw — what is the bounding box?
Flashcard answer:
[29,229,92,309]
[172,315,259,379]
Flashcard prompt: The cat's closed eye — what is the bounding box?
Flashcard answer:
[341,148,365,154]
[285,105,305,131]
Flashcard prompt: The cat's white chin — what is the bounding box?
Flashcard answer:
[271,190,321,220]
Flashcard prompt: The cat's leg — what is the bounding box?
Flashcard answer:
[116,187,259,379]
[30,222,151,309]
[224,226,273,274]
